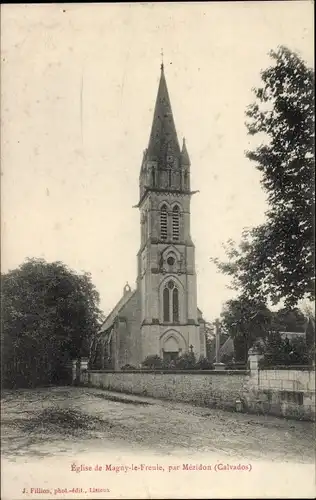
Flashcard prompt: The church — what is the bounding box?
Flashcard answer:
[90,63,207,370]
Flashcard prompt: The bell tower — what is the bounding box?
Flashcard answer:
[136,63,206,363]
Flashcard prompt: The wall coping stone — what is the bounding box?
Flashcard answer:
[87,369,250,375]
[260,365,314,371]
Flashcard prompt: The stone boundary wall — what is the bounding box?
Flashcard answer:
[82,369,250,411]
[255,368,315,420]
[76,356,315,421]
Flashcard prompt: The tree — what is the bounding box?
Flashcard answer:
[212,46,314,308]
[1,258,103,388]
[220,296,272,362]
[259,331,312,367]
[300,301,315,321]
[219,297,312,362]
[204,321,215,361]
[271,307,306,333]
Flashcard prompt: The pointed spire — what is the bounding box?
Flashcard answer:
[160,48,164,72]
[181,137,191,166]
[147,64,181,162]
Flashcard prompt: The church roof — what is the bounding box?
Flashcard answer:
[99,287,136,334]
[147,64,181,163]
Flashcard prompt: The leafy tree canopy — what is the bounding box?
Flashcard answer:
[258,332,313,367]
[220,296,272,360]
[220,296,308,361]
[1,258,104,366]
[212,46,315,308]
[271,306,306,333]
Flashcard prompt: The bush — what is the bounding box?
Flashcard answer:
[194,356,213,370]
[221,353,234,365]
[121,364,137,371]
[225,361,247,370]
[142,355,164,370]
[141,353,220,371]
[175,352,196,370]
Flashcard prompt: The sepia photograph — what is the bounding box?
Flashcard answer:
[1,2,315,499]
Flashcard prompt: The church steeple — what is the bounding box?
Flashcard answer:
[139,64,191,203]
[135,61,205,364]
[147,64,181,162]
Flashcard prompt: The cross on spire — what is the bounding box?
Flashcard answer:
[160,48,164,71]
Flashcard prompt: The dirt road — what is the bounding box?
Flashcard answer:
[1,386,315,499]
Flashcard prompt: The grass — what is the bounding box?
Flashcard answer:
[3,407,115,439]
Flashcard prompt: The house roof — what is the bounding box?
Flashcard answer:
[280,331,306,339]
[213,336,234,362]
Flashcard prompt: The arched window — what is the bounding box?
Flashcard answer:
[173,287,179,322]
[160,204,168,240]
[163,280,180,323]
[172,205,180,241]
[163,287,170,322]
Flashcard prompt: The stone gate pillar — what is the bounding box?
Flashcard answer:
[71,357,89,384]
[248,347,264,389]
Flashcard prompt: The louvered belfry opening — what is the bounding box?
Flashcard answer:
[172,205,180,241]
[160,204,168,240]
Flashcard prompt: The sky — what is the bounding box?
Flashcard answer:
[1,2,314,321]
